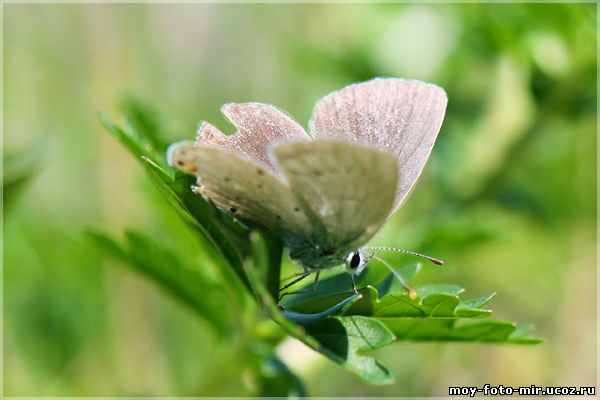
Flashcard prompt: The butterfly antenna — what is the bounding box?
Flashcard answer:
[371,255,417,300]
[362,246,444,266]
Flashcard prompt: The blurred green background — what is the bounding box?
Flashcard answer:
[4,3,596,396]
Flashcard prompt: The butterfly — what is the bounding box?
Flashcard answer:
[167,78,447,299]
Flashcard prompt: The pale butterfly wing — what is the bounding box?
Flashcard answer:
[168,79,444,270]
[309,78,447,214]
[272,140,398,251]
[168,142,312,236]
[196,103,310,174]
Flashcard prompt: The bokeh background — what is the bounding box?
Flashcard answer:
[4,3,596,396]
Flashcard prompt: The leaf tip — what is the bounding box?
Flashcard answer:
[97,112,114,130]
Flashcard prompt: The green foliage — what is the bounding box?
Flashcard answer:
[93,100,540,388]
[86,229,231,333]
[304,316,396,384]
[98,112,252,291]
[3,138,49,210]
[257,354,307,397]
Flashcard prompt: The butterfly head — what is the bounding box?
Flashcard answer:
[344,250,368,275]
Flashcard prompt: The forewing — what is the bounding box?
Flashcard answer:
[272,140,398,250]
[309,78,447,214]
[196,103,310,174]
[168,142,311,236]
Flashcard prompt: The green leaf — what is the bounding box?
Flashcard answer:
[373,292,426,318]
[363,288,464,319]
[449,320,517,342]
[508,324,543,344]
[249,231,284,302]
[98,112,148,161]
[279,270,368,312]
[280,268,541,345]
[420,293,461,317]
[304,316,395,385]
[415,283,465,298]
[457,292,496,309]
[380,318,522,343]
[120,96,170,154]
[281,294,361,326]
[455,293,496,318]
[257,354,307,397]
[87,229,230,333]
[280,264,420,313]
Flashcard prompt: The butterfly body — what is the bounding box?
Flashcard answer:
[283,234,354,271]
[168,78,447,286]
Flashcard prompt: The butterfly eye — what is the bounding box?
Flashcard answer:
[347,251,362,270]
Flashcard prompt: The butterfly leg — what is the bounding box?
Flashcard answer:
[350,274,359,295]
[312,271,321,291]
[280,271,311,283]
[278,271,310,295]
[278,271,321,302]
